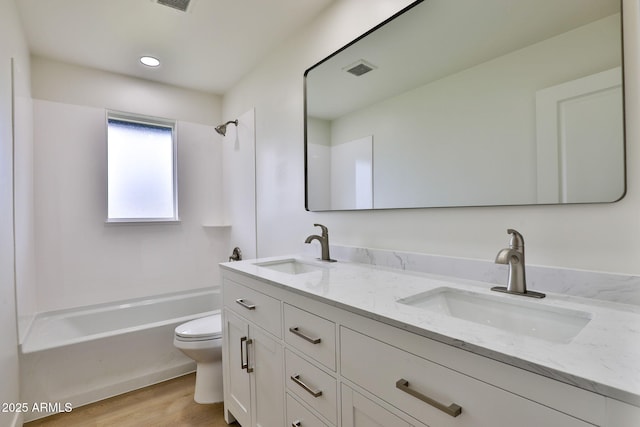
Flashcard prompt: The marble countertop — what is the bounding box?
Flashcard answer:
[220,255,640,407]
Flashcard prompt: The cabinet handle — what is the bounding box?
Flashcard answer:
[291,374,323,397]
[236,298,256,310]
[245,338,254,373]
[395,378,462,417]
[289,327,321,344]
[240,336,247,371]
[240,336,254,373]
[292,421,301,427]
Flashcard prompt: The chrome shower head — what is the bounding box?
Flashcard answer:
[215,119,238,136]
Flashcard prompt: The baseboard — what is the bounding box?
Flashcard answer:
[71,362,197,407]
[10,411,23,427]
[24,362,195,422]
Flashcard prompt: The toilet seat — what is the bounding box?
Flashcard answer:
[175,314,222,342]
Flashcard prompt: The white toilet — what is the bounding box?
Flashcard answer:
[173,313,223,403]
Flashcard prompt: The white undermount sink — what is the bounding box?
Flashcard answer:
[255,259,326,275]
[397,287,592,343]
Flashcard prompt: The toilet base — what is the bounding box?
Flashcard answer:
[194,360,223,404]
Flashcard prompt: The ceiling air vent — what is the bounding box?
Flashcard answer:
[344,59,377,77]
[156,0,192,12]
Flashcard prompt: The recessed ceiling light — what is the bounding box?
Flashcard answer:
[140,56,160,67]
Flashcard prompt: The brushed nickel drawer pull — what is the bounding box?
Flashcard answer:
[289,327,321,344]
[396,378,462,417]
[236,298,256,310]
[292,421,301,427]
[291,374,323,397]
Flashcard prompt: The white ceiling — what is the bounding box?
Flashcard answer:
[16,0,335,95]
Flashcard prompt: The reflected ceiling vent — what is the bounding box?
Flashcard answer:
[156,0,192,12]
[343,59,377,77]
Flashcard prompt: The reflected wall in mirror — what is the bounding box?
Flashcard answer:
[304,0,625,211]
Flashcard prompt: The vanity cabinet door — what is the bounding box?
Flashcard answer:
[342,384,415,427]
[223,308,284,427]
[605,398,640,427]
[223,309,251,427]
[251,326,284,427]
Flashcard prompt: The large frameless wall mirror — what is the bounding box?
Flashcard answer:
[304,0,625,211]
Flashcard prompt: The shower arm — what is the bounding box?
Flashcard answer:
[215,119,238,136]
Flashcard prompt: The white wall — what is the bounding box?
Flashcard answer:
[330,136,373,210]
[222,0,640,275]
[31,58,228,312]
[0,0,30,425]
[31,57,218,126]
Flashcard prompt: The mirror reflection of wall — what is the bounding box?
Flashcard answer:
[307,127,373,210]
[305,0,624,211]
[536,68,624,204]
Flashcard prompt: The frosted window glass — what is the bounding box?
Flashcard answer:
[107,118,177,220]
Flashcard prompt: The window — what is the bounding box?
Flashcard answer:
[107,112,178,222]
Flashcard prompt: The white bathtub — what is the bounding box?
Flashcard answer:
[21,287,219,353]
[20,287,220,422]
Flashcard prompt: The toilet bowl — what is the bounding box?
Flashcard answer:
[174,314,223,403]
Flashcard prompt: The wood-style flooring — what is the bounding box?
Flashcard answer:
[25,373,234,427]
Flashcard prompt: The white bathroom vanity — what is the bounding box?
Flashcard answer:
[220,255,640,427]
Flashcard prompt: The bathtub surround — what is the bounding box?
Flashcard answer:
[20,287,220,422]
[13,59,36,345]
[29,58,227,314]
[221,108,257,260]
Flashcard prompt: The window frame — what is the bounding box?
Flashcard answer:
[106,110,179,224]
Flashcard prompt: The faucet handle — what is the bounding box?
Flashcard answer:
[506,229,524,249]
[313,223,329,237]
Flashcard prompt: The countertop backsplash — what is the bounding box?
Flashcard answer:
[301,243,640,307]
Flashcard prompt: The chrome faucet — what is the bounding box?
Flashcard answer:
[491,229,545,299]
[305,224,336,262]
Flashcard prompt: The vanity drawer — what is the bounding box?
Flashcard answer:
[223,278,281,338]
[340,327,592,427]
[342,384,414,427]
[284,303,336,371]
[285,349,337,425]
[287,393,330,427]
